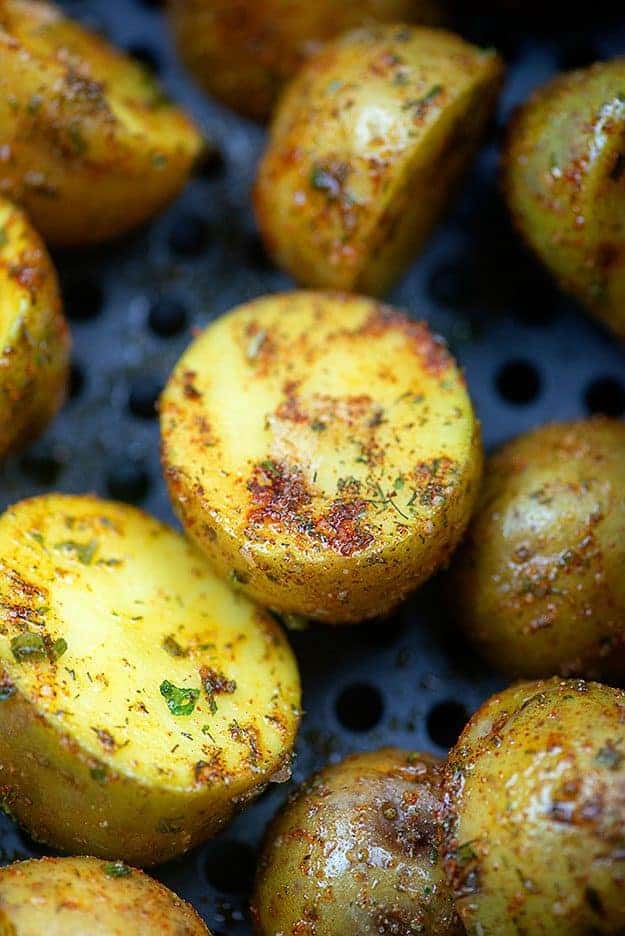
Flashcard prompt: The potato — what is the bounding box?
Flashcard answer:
[0,197,69,458]
[0,0,202,246]
[450,419,625,679]
[0,494,300,866]
[254,26,503,296]
[252,748,462,936]
[161,291,482,623]
[167,0,444,122]
[442,678,625,935]
[504,59,625,340]
[0,856,210,935]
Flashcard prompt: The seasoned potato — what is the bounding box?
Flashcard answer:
[0,856,210,935]
[253,748,462,936]
[0,197,69,458]
[504,59,625,340]
[0,494,300,866]
[442,678,625,935]
[254,26,503,295]
[168,0,444,122]
[0,0,202,246]
[450,419,625,679]
[161,291,482,623]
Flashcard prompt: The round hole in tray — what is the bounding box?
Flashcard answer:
[495,359,541,404]
[169,213,210,257]
[584,376,625,417]
[20,449,64,486]
[148,295,188,337]
[204,840,256,895]
[106,460,150,503]
[63,276,104,322]
[426,700,468,749]
[335,683,384,733]
[126,42,161,74]
[68,361,86,400]
[128,376,163,419]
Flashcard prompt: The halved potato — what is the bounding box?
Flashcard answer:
[253,748,462,936]
[504,58,625,340]
[0,0,202,246]
[0,494,300,866]
[161,291,482,623]
[254,25,503,295]
[167,0,445,122]
[0,856,210,935]
[0,196,69,458]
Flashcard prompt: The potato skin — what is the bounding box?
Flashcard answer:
[0,197,69,458]
[0,494,300,866]
[0,0,202,246]
[504,59,625,340]
[167,0,444,122]
[161,291,482,623]
[254,26,503,295]
[0,856,210,935]
[252,748,463,936]
[442,679,625,935]
[450,419,625,679]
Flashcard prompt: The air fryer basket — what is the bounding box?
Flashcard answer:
[1,1,624,932]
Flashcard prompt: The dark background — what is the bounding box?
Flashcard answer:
[1,1,625,931]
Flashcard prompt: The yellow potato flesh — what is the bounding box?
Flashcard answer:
[0,196,69,458]
[0,494,300,865]
[0,857,210,935]
[0,0,202,245]
[255,26,503,295]
[161,291,482,622]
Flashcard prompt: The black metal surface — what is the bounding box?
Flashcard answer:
[2,2,625,932]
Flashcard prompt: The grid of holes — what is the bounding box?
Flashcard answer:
[1,1,625,932]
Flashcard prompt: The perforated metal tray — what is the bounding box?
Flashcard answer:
[1,2,625,932]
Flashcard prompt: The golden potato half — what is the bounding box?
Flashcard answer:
[168,0,444,122]
[0,494,300,866]
[443,679,625,935]
[254,26,503,295]
[450,419,625,680]
[504,58,625,340]
[0,0,202,246]
[0,856,210,935]
[0,197,69,458]
[161,291,482,623]
[253,748,463,936]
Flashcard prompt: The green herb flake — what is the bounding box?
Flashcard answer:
[0,680,15,701]
[455,841,477,865]
[90,766,107,784]
[595,742,624,770]
[162,635,188,658]
[51,637,67,660]
[160,680,200,716]
[310,420,327,432]
[54,539,98,565]
[67,121,88,156]
[0,227,8,249]
[104,861,131,878]
[10,633,47,663]
[394,476,405,491]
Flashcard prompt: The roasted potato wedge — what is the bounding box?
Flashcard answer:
[0,494,300,866]
[0,856,210,935]
[443,679,625,935]
[450,419,625,679]
[504,58,625,340]
[167,0,444,122]
[253,748,462,936]
[161,291,482,623]
[254,26,503,295]
[0,197,69,458]
[0,0,202,246]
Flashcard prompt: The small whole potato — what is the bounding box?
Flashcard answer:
[0,197,69,458]
[252,748,463,936]
[0,0,202,246]
[450,419,625,679]
[504,58,625,340]
[0,856,210,935]
[167,0,444,122]
[0,494,300,866]
[254,26,503,295]
[442,678,625,935]
[161,291,482,623]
